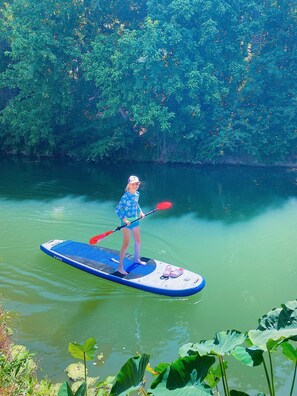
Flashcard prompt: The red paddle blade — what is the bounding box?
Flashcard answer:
[89,230,114,245]
[156,201,172,210]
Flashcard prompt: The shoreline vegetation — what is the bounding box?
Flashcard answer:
[1,299,297,395]
[1,152,297,169]
[0,0,296,166]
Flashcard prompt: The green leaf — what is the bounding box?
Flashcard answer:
[110,353,150,396]
[68,342,85,361]
[83,337,97,352]
[205,363,226,388]
[58,382,74,396]
[182,330,246,357]
[266,339,280,352]
[150,384,213,395]
[74,383,86,396]
[68,338,97,361]
[83,337,97,360]
[150,354,215,395]
[153,362,170,375]
[248,300,297,351]
[231,346,264,367]
[249,328,297,352]
[96,376,115,395]
[257,300,297,331]
[281,342,297,363]
[179,343,195,357]
[231,391,266,396]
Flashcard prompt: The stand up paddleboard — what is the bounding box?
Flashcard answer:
[40,240,205,297]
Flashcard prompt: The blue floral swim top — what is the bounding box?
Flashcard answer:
[115,191,142,221]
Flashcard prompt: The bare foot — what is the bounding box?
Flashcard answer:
[117,268,128,275]
[135,259,146,265]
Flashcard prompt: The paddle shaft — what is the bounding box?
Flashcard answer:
[89,201,172,244]
[113,208,157,232]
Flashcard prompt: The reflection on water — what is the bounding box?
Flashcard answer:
[0,158,296,393]
[1,158,296,223]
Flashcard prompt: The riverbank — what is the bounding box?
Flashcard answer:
[1,298,297,395]
[1,151,297,168]
[0,305,50,394]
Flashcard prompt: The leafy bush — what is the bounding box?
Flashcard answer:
[1,299,296,395]
[60,300,297,396]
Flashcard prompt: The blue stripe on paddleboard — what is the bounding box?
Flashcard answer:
[50,240,155,277]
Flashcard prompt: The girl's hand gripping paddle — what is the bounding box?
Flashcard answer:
[89,201,172,245]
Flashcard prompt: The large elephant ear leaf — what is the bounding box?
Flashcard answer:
[184,331,246,357]
[211,330,247,356]
[110,353,150,396]
[257,300,297,331]
[179,330,247,356]
[248,300,297,351]
[150,354,215,395]
[179,343,196,357]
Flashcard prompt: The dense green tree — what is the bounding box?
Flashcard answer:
[235,0,297,163]
[0,0,80,155]
[0,0,12,110]
[0,0,296,163]
[0,0,147,159]
[83,0,261,162]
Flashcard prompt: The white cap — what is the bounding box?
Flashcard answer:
[128,175,140,184]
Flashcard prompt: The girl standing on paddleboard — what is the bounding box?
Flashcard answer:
[115,175,146,275]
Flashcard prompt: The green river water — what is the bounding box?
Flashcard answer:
[0,158,296,394]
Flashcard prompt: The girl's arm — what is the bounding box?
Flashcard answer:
[137,203,145,218]
[115,195,127,220]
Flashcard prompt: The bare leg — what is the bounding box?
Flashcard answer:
[118,228,130,274]
[132,226,146,265]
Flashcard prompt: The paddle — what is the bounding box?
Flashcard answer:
[89,201,172,245]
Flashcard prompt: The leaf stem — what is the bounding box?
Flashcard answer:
[84,352,88,396]
[139,387,148,395]
[290,360,297,396]
[268,350,275,396]
[219,355,230,396]
[262,357,273,396]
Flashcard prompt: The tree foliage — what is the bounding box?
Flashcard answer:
[0,0,296,163]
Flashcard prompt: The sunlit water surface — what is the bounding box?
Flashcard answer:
[0,159,296,394]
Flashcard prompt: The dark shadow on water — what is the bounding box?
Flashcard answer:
[1,157,296,223]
